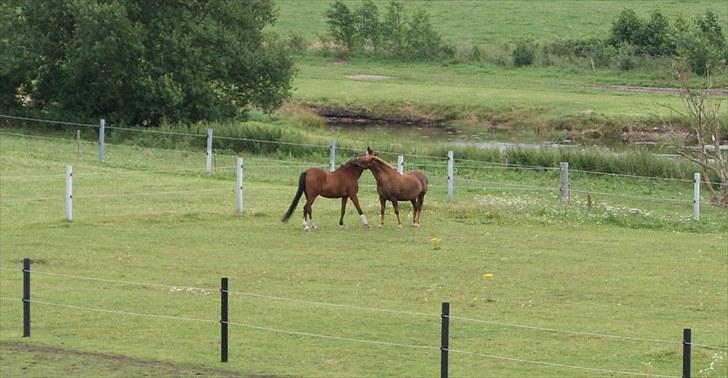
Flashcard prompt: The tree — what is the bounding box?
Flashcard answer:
[2,0,294,125]
[382,1,406,55]
[326,0,358,51]
[404,8,441,60]
[671,61,728,207]
[609,8,643,47]
[355,0,381,52]
[639,10,674,56]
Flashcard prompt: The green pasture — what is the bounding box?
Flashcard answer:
[292,55,690,120]
[0,133,726,377]
[273,0,728,45]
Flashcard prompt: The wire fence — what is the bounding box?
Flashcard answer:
[3,263,723,376]
[3,113,716,183]
[1,267,724,352]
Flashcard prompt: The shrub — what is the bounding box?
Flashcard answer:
[513,41,535,67]
[325,0,358,51]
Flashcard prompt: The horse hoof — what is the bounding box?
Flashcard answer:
[339,224,348,230]
[412,223,421,228]
[312,224,318,230]
[363,224,370,229]
[397,224,403,229]
[378,224,384,228]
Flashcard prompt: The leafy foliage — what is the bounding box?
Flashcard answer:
[324,0,449,61]
[2,0,294,125]
[512,41,535,67]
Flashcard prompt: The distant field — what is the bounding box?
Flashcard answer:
[273,0,728,45]
[292,55,689,120]
[1,132,726,377]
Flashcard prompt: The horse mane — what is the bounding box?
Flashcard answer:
[371,156,396,171]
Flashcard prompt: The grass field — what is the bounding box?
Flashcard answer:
[273,0,728,45]
[275,0,728,139]
[1,133,726,377]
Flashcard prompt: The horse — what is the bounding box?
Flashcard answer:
[281,156,370,231]
[356,147,428,227]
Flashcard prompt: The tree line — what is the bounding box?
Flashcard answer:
[323,0,451,60]
[0,0,295,125]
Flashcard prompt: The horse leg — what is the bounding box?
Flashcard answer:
[415,192,426,224]
[392,199,402,228]
[349,193,369,229]
[339,197,348,229]
[378,196,386,227]
[302,201,310,231]
[308,195,318,229]
[410,199,419,227]
[303,193,317,231]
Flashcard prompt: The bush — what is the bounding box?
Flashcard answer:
[513,41,535,67]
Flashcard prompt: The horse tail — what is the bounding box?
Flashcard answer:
[282,171,307,223]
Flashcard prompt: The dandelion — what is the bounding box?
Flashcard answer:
[483,272,494,281]
[431,237,442,250]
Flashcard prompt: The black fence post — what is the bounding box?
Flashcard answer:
[23,258,30,337]
[441,302,449,378]
[682,328,691,378]
[221,277,228,363]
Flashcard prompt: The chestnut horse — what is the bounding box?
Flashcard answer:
[356,148,428,227]
[282,157,369,230]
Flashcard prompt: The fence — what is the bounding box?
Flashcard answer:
[0,114,717,223]
[6,259,725,377]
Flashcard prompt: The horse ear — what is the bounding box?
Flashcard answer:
[367,146,374,155]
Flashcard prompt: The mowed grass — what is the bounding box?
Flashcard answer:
[273,0,728,45]
[0,134,727,377]
[292,55,691,120]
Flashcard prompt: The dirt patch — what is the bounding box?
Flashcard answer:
[344,74,395,81]
[0,341,285,377]
[584,84,728,96]
[302,102,448,127]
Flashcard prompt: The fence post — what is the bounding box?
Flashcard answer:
[221,277,228,363]
[236,157,244,214]
[560,162,569,204]
[206,129,214,174]
[441,302,449,378]
[693,173,700,220]
[65,165,73,221]
[98,119,105,162]
[447,151,454,201]
[76,130,81,160]
[397,155,404,174]
[682,328,691,378]
[329,139,336,172]
[23,258,30,337]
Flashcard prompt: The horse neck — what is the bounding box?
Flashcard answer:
[336,164,365,179]
[369,159,398,183]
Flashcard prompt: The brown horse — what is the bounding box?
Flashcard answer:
[282,157,370,230]
[356,148,428,227]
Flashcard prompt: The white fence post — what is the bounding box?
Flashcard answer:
[693,172,700,220]
[447,151,454,201]
[397,155,404,174]
[65,165,73,221]
[560,162,569,204]
[206,128,213,174]
[236,157,244,214]
[98,119,105,162]
[329,139,336,172]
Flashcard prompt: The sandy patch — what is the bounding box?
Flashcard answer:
[345,74,395,81]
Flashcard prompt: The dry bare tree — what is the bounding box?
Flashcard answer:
[669,61,727,207]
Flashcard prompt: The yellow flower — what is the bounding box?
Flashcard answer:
[431,237,442,243]
[483,272,494,281]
